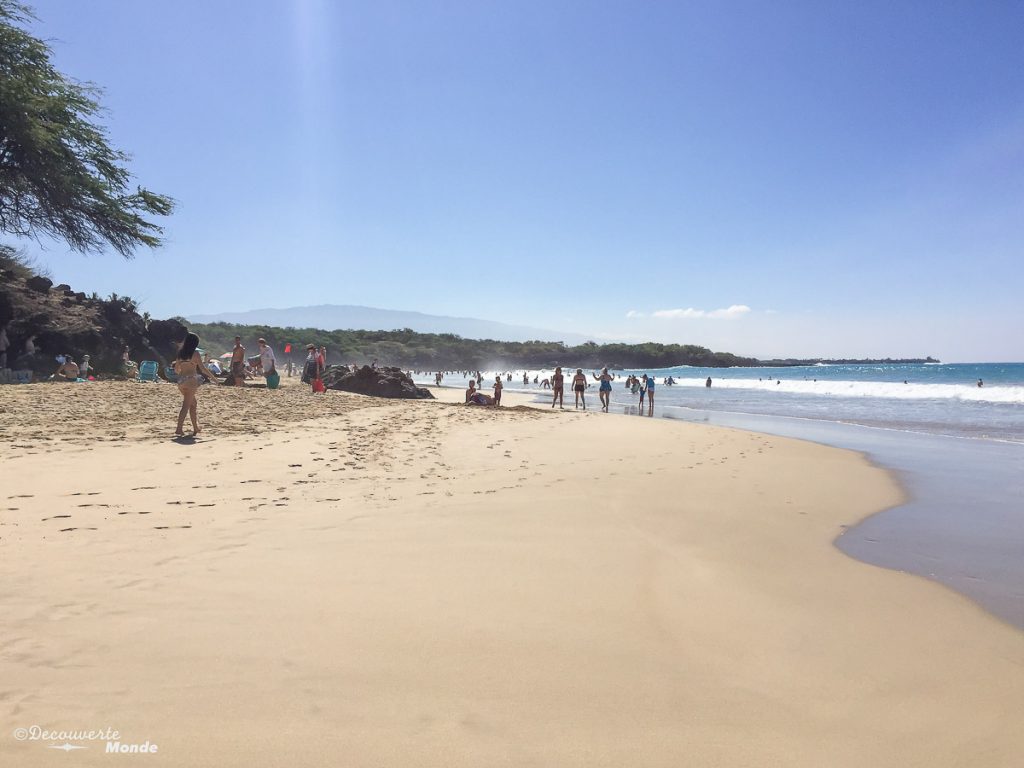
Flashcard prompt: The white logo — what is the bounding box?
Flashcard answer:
[48,743,87,752]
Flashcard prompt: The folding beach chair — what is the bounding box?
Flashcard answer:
[138,360,159,382]
[164,365,179,383]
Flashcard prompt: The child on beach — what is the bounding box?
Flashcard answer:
[493,375,503,406]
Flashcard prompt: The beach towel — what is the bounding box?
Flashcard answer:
[312,378,325,393]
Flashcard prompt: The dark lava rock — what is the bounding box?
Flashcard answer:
[322,365,434,399]
[26,276,52,293]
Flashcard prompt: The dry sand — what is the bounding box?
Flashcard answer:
[1,379,1021,766]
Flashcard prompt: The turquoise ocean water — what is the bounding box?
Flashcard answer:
[612,361,1024,443]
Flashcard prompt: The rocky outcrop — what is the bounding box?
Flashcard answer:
[0,249,190,376]
[26,275,52,293]
[322,365,434,399]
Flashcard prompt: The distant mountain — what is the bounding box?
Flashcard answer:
[185,304,593,344]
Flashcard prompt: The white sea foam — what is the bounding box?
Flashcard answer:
[673,378,1024,404]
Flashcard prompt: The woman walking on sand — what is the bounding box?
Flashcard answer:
[593,367,613,412]
[551,366,564,409]
[172,332,216,436]
[572,368,587,410]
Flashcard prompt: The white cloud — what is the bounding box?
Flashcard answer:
[650,304,751,320]
[625,310,643,318]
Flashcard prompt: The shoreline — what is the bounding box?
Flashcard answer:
[430,379,1024,630]
[2,381,1023,765]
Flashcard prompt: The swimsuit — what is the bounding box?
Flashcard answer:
[600,380,612,392]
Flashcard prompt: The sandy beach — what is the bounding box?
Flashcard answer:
[1,380,1022,767]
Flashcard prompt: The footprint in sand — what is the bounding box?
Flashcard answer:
[43,515,72,520]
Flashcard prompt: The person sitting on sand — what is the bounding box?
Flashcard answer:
[464,380,494,406]
[572,369,587,410]
[52,356,80,381]
[593,367,613,412]
[172,332,216,436]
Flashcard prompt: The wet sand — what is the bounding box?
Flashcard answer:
[1,380,1023,766]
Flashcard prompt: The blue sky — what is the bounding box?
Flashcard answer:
[17,0,1024,361]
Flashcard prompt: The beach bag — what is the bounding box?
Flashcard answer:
[312,377,325,393]
[266,371,280,390]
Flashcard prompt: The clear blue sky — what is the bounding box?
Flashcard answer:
[19,0,1024,361]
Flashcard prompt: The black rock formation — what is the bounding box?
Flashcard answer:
[321,365,434,399]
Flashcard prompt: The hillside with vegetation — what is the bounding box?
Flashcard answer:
[187,321,760,370]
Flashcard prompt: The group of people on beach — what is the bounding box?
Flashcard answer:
[169,334,335,436]
[459,367,655,415]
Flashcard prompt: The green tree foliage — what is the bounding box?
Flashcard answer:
[187,322,761,370]
[0,1,174,256]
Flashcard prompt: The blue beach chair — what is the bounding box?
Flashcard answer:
[138,360,159,382]
[164,365,179,383]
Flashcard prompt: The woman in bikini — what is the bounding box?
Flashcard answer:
[172,332,216,436]
[572,368,587,410]
[551,366,564,409]
[592,367,613,412]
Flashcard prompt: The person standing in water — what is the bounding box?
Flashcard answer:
[551,366,564,409]
[593,367,613,412]
[645,374,655,414]
[572,368,587,410]
[172,332,216,436]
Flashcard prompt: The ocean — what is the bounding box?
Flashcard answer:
[417,362,1024,629]
[614,361,1024,444]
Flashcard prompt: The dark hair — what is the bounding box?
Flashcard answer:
[178,332,200,361]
